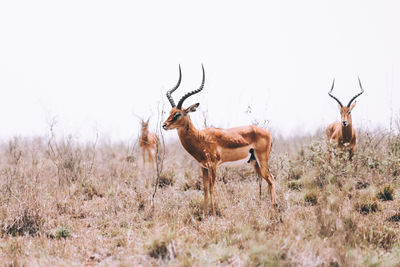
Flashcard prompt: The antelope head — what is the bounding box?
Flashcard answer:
[134,113,150,133]
[140,118,150,132]
[163,64,205,130]
[328,78,364,127]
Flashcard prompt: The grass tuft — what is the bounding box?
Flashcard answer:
[304,191,318,205]
[158,170,175,188]
[376,184,394,201]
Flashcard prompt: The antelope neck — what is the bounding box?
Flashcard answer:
[177,118,203,154]
[141,129,149,142]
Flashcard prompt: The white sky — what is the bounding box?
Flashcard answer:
[1,0,400,142]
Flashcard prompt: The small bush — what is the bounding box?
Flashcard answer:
[125,155,136,162]
[304,191,318,205]
[355,181,370,190]
[146,235,176,260]
[81,180,103,200]
[288,165,303,180]
[158,171,175,188]
[355,201,380,214]
[287,180,302,191]
[387,213,400,222]
[355,189,381,215]
[361,226,397,249]
[56,227,70,239]
[148,239,168,259]
[377,184,394,201]
[182,171,202,191]
[2,209,44,237]
[185,198,203,223]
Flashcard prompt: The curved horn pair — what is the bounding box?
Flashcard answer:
[166,64,205,109]
[328,77,364,107]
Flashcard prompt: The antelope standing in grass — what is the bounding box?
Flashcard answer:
[138,117,158,167]
[162,65,275,216]
[326,78,364,160]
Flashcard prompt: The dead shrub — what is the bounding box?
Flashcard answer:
[81,180,103,200]
[184,198,203,223]
[343,216,359,245]
[182,171,202,191]
[361,226,397,249]
[1,208,44,237]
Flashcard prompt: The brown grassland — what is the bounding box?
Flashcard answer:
[1,123,400,266]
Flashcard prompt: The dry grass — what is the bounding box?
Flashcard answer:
[1,128,400,266]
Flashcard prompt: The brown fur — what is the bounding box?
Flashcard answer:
[163,104,275,216]
[139,120,158,167]
[326,103,357,160]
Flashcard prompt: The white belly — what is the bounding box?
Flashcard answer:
[219,157,249,167]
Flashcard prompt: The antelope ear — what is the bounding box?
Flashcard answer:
[184,103,200,114]
[349,101,357,111]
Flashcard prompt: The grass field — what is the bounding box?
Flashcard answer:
[1,126,400,266]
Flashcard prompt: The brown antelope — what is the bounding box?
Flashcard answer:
[138,117,158,167]
[326,78,364,160]
[162,65,276,216]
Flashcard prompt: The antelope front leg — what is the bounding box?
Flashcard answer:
[201,168,210,216]
[147,149,155,169]
[142,149,146,167]
[266,168,277,208]
[209,166,216,216]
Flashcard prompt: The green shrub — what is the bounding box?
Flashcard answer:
[56,227,70,239]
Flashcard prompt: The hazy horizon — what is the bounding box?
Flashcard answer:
[1,0,400,142]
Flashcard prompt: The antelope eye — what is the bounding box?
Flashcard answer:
[171,113,181,121]
[348,112,351,115]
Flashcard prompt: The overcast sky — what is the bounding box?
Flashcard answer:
[1,0,399,142]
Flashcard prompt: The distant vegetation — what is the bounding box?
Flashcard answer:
[1,123,400,265]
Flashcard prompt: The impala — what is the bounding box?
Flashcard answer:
[326,78,364,160]
[138,117,158,167]
[162,65,276,215]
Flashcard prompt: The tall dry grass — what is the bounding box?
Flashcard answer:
[1,126,400,266]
